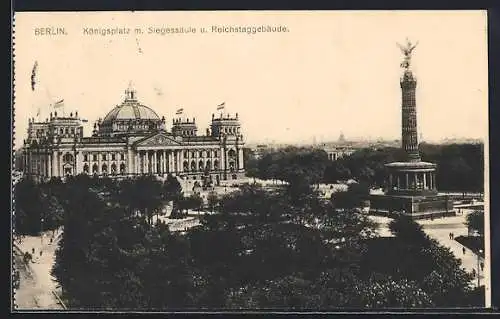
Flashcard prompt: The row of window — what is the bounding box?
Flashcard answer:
[83,163,126,174]
[179,130,196,136]
[183,150,219,159]
[76,149,236,163]
[34,127,82,138]
[180,160,236,172]
[83,153,126,162]
[218,126,240,135]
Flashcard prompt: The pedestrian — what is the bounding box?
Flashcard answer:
[480,262,484,271]
[451,233,454,240]
[39,250,42,256]
[32,247,35,254]
[463,247,466,255]
[472,269,476,278]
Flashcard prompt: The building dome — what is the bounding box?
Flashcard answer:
[98,85,164,136]
[102,89,160,124]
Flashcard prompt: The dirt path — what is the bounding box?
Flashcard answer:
[13,228,64,310]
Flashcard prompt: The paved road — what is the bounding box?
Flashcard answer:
[368,212,486,288]
[13,228,64,310]
[418,214,486,288]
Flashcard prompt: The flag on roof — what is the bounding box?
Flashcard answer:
[175,108,183,115]
[31,61,38,91]
[217,102,225,110]
[53,99,64,108]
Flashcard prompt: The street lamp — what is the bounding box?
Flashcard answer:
[40,218,45,245]
[477,249,483,288]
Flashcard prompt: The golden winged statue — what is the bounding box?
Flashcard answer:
[397,38,419,69]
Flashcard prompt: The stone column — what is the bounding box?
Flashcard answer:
[166,150,170,173]
[432,173,437,190]
[75,152,81,175]
[176,151,180,173]
[135,153,139,174]
[388,173,393,190]
[178,151,183,173]
[139,152,143,174]
[220,148,225,171]
[405,173,409,189]
[153,151,157,174]
[47,152,52,178]
[51,152,57,177]
[127,149,133,175]
[98,153,102,175]
[161,150,165,174]
[423,172,427,189]
[238,147,244,170]
[396,174,400,189]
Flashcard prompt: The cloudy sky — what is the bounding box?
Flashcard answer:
[14,11,487,146]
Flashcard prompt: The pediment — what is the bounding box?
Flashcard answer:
[135,133,180,147]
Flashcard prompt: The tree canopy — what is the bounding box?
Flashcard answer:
[244,143,484,192]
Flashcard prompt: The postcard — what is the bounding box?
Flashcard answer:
[12,11,489,311]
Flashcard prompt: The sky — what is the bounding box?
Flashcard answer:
[13,11,488,147]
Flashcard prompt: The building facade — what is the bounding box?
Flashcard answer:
[21,86,245,184]
[322,146,355,161]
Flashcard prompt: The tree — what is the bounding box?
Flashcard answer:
[330,182,370,210]
[14,177,64,235]
[387,215,475,306]
[118,176,164,224]
[465,210,484,236]
[207,191,219,213]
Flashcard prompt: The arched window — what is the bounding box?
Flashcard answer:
[184,151,188,158]
[214,160,219,170]
[83,164,89,174]
[199,151,203,158]
[191,160,196,171]
[199,160,204,171]
[183,160,189,171]
[228,149,236,158]
[92,163,98,174]
[63,153,74,163]
[214,150,218,157]
[111,163,117,175]
[102,164,108,174]
[120,163,126,174]
[229,161,235,172]
[65,128,69,134]
[206,160,211,171]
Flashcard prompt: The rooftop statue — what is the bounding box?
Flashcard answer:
[397,38,419,70]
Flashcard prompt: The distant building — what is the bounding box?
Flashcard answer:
[252,144,269,159]
[321,145,355,161]
[20,84,246,183]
